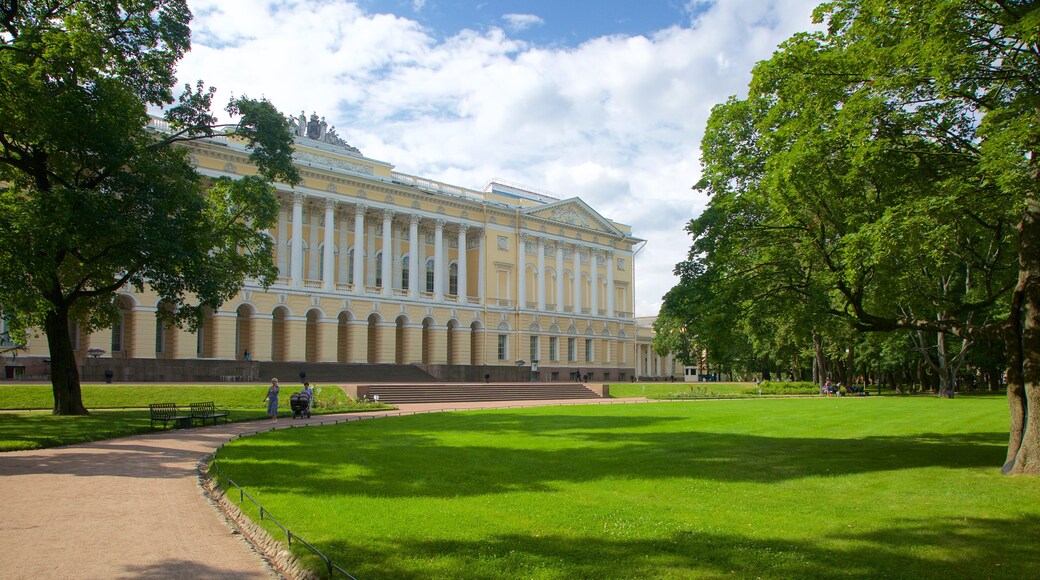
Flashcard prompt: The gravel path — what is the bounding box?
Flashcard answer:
[0,397,647,579]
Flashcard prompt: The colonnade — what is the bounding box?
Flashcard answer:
[634,343,678,378]
[274,194,486,304]
[517,234,627,317]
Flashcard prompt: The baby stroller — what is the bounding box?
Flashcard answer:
[289,392,311,419]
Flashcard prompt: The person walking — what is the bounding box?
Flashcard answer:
[264,378,280,422]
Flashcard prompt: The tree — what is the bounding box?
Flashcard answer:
[670,0,1038,471]
[817,0,1039,474]
[0,1,300,414]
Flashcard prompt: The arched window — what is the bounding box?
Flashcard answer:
[426,257,435,292]
[449,262,458,295]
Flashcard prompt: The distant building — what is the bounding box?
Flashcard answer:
[4,112,644,382]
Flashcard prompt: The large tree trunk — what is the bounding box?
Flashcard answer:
[1003,195,1040,475]
[44,308,88,415]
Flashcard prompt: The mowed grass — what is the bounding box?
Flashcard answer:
[0,384,389,451]
[214,397,1040,579]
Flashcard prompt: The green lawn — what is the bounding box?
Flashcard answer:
[213,396,1037,579]
[0,384,390,451]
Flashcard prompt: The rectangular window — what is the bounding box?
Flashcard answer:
[568,337,576,362]
[497,334,508,361]
[549,337,558,361]
[585,338,593,362]
[530,335,539,362]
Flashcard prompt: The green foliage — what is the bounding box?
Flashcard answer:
[0,2,301,412]
[753,381,821,395]
[608,382,752,399]
[213,399,1040,578]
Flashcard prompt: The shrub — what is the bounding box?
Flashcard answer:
[749,381,820,395]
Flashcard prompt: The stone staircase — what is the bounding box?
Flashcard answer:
[257,362,438,384]
[360,382,603,404]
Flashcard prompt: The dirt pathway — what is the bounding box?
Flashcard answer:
[0,397,646,579]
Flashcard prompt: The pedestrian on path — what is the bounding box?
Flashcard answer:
[264,378,280,422]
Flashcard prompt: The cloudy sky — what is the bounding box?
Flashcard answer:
[176,0,823,317]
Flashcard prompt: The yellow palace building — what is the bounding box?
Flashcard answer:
[2,113,645,383]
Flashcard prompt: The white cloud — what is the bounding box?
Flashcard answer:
[501,13,544,32]
[178,0,822,316]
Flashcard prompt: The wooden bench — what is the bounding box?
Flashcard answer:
[149,403,192,430]
[190,401,230,426]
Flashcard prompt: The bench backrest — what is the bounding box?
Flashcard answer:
[149,403,181,418]
[189,402,222,415]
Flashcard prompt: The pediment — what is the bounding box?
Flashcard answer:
[523,198,623,237]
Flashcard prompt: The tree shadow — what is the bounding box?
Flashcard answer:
[116,558,272,579]
[318,514,1040,579]
[218,411,1008,498]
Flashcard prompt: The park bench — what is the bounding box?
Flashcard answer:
[149,403,192,430]
[190,401,230,426]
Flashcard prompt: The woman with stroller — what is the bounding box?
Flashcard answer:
[264,378,280,422]
[302,381,314,413]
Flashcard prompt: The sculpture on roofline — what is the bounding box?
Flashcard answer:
[287,110,362,154]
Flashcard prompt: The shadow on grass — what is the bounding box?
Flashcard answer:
[218,411,1008,498]
[317,514,1040,579]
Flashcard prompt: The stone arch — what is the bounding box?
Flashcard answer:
[152,300,174,359]
[446,318,461,365]
[199,306,216,358]
[469,319,484,366]
[395,314,409,364]
[111,294,136,356]
[421,316,437,364]
[235,303,257,361]
[271,306,290,362]
[305,308,323,362]
[337,310,353,362]
[366,312,382,363]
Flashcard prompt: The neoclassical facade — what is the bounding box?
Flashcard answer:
[4,113,645,382]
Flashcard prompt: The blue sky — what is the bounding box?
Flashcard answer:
[361,0,701,45]
[179,0,823,316]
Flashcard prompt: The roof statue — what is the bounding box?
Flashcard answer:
[289,111,362,155]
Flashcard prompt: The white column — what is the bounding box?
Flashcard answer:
[308,204,320,280]
[457,224,468,301]
[409,215,420,299]
[477,229,485,303]
[352,204,365,294]
[591,250,599,316]
[606,251,615,318]
[572,244,581,314]
[518,234,528,309]
[323,199,336,291]
[381,209,394,296]
[555,242,564,313]
[290,193,304,288]
[277,202,288,277]
[418,224,427,293]
[366,223,376,287]
[536,237,546,311]
[433,219,445,300]
[338,207,349,284]
[393,222,403,290]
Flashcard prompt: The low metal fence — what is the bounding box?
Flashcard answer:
[210,441,357,579]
